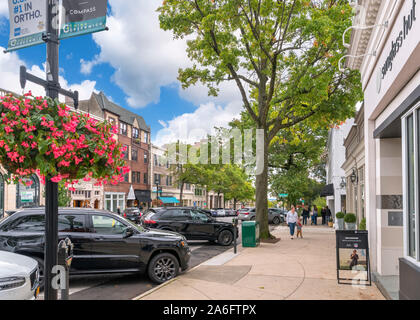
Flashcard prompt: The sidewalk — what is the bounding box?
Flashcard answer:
[135,226,385,300]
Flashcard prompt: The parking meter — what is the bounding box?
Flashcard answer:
[232,218,239,254]
[57,238,73,300]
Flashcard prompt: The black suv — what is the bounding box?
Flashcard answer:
[141,207,238,246]
[0,208,191,284]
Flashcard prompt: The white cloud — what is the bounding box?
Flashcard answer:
[86,0,190,108]
[0,46,97,102]
[80,55,101,75]
[0,2,8,17]
[154,101,243,147]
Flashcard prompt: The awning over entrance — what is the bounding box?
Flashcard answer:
[320,184,334,197]
[135,190,152,203]
[127,185,136,200]
[159,197,180,204]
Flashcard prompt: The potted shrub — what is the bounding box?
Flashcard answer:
[335,212,345,230]
[344,213,357,230]
[359,218,366,231]
[328,216,334,227]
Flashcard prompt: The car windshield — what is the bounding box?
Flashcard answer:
[120,214,146,232]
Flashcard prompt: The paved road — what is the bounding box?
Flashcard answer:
[41,216,241,300]
[40,216,280,300]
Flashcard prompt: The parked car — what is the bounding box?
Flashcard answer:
[141,207,238,246]
[238,208,285,225]
[122,207,142,224]
[0,208,191,284]
[215,208,226,217]
[269,208,287,221]
[224,209,236,216]
[237,208,256,221]
[268,208,285,225]
[0,251,40,300]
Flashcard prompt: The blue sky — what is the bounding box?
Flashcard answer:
[0,0,242,146]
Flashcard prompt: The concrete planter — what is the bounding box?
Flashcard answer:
[336,218,344,230]
[345,222,357,230]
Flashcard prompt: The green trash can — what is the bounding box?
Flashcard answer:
[242,221,260,247]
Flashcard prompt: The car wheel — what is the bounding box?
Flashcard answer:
[218,230,233,246]
[148,253,179,284]
[273,217,281,225]
[33,257,45,289]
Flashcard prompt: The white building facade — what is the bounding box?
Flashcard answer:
[346,0,420,300]
[325,119,355,216]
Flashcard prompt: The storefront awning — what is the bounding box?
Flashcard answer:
[320,184,334,197]
[159,197,180,204]
[135,190,152,203]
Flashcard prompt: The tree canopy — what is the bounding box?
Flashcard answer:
[159,0,362,238]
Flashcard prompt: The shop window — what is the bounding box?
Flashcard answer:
[403,105,420,263]
[16,175,40,209]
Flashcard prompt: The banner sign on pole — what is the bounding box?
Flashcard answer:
[59,0,108,39]
[336,230,371,286]
[7,0,47,52]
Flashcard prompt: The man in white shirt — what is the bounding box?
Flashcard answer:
[286,205,298,240]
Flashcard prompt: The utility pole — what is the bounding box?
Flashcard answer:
[44,0,60,301]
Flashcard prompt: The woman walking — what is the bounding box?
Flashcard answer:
[313,205,318,225]
[286,205,299,240]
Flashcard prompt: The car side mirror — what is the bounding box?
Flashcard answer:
[123,227,135,238]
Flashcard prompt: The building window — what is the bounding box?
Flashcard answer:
[122,145,129,160]
[144,151,148,164]
[108,117,116,125]
[120,122,128,136]
[133,127,139,139]
[144,173,148,184]
[144,132,149,144]
[132,148,138,162]
[104,193,125,213]
[154,174,161,185]
[154,154,158,166]
[403,104,420,263]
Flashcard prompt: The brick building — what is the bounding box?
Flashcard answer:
[77,92,152,212]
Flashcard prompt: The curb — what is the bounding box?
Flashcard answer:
[132,242,244,300]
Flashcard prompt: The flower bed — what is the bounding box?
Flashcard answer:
[0,92,129,189]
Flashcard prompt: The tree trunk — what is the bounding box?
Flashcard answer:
[180,182,184,207]
[255,131,271,239]
[234,199,237,210]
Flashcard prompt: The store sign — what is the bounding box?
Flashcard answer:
[20,191,35,203]
[377,0,417,93]
[336,230,371,285]
[59,0,108,39]
[7,0,46,51]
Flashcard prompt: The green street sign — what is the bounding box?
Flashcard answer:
[279,193,288,198]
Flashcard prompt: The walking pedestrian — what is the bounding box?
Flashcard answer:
[321,207,326,225]
[326,206,332,224]
[286,205,298,240]
[302,206,309,225]
[313,205,318,225]
[296,217,303,238]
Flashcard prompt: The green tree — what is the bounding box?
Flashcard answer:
[223,165,255,209]
[58,182,72,207]
[159,0,362,239]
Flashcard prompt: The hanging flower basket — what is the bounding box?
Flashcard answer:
[0,92,129,188]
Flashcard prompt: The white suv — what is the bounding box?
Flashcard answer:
[0,251,40,300]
